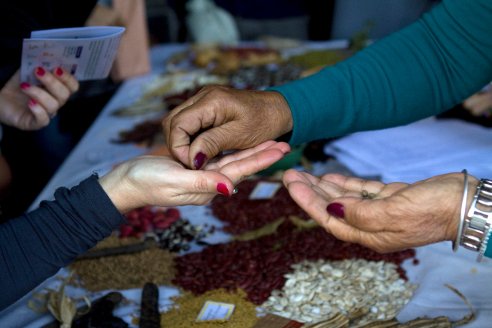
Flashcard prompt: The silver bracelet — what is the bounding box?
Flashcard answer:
[453,169,468,252]
[460,178,492,261]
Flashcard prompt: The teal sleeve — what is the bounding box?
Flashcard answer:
[270,0,492,145]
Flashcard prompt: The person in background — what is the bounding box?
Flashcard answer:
[0,67,79,204]
[0,140,290,311]
[163,0,492,255]
[0,1,102,218]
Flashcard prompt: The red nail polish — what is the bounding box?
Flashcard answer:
[28,99,37,107]
[36,67,45,76]
[326,203,345,218]
[194,152,207,170]
[217,183,230,197]
[55,67,63,76]
[20,82,30,90]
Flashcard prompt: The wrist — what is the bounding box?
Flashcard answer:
[99,162,141,213]
[264,91,293,137]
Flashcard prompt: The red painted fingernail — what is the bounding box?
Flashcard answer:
[326,202,345,218]
[194,152,207,170]
[28,99,37,107]
[20,82,30,90]
[217,183,230,197]
[36,67,45,76]
[55,67,63,76]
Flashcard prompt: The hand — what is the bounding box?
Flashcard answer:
[0,67,79,130]
[100,140,290,213]
[283,170,478,253]
[463,87,492,117]
[163,85,293,169]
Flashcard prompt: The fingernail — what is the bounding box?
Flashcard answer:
[28,99,37,107]
[326,202,345,218]
[216,183,230,197]
[55,67,63,76]
[194,152,207,170]
[20,82,30,90]
[36,67,45,76]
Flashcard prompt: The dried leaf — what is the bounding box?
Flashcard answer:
[233,218,285,241]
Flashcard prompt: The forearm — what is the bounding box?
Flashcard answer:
[272,0,492,145]
[0,175,124,310]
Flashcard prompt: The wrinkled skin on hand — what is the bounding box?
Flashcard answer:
[99,140,290,213]
[283,170,478,253]
[163,85,293,169]
[0,68,79,130]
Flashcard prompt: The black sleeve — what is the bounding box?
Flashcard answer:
[0,174,125,310]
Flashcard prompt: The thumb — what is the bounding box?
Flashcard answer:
[326,198,386,232]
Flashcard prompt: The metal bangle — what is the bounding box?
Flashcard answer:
[453,169,468,252]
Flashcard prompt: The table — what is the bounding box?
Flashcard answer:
[1,42,492,327]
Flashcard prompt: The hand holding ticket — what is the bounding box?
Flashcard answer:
[21,26,125,84]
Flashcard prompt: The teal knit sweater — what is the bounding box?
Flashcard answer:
[271,0,492,145]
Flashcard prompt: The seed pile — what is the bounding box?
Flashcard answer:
[173,227,415,305]
[160,289,258,328]
[211,179,311,234]
[260,259,417,325]
[120,207,213,252]
[71,236,175,291]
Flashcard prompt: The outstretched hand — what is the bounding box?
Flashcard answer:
[100,140,291,213]
[163,85,293,169]
[283,170,477,253]
[0,67,79,130]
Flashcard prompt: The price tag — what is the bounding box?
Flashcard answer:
[196,301,235,321]
[249,182,282,200]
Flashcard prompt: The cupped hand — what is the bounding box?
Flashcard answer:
[283,170,478,253]
[100,140,291,213]
[163,85,293,169]
[0,67,79,130]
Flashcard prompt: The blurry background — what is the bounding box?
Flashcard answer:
[152,0,437,43]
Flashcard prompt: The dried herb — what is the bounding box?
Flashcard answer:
[160,289,258,328]
[76,238,158,260]
[139,283,161,328]
[112,118,164,147]
[111,99,166,117]
[71,245,175,291]
[233,218,285,241]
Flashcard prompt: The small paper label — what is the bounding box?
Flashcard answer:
[249,182,282,200]
[196,301,235,321]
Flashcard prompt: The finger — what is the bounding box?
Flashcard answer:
[164,88,211,162]
[52,67,79,93]
[26,99,50,128]
[166,93,224,168]
[285,179,384,247]
[209,141,290,169]
[283,170,360,199]
[20,83,60,116]
[283,169,321,186]
[321,174,389,199]
[217,147,287,185]
[34,67,71,105]
[172,170,236,203]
